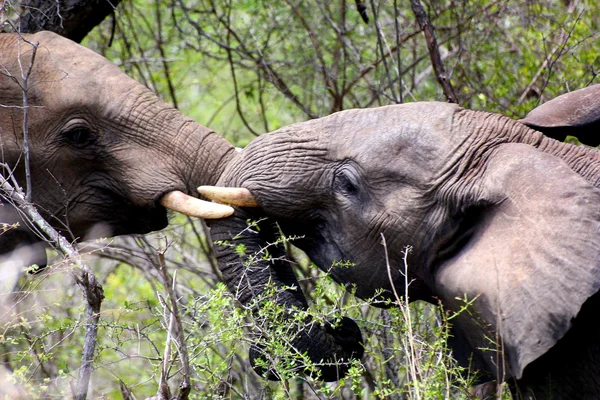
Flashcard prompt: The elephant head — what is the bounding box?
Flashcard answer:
[204,85,600,395]
[0,31,235,268]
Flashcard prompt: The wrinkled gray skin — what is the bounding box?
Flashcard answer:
[0,32,235,267]
[209,84,600,398]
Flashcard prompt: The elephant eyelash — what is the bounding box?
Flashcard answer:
[333,171,360,196]
[62,126,96,148]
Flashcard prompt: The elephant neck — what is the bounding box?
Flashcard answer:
[454,109,600,189]
[534,135,600,188]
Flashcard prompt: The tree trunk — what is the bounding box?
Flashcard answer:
[19,0,122,42]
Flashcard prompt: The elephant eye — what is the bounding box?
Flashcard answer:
[333,171,359,196]
[63,126,95,148]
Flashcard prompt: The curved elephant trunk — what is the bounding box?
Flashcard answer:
[208,207,364,381]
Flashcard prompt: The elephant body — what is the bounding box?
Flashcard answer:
[206,86,600,398]
[0,31,235,267]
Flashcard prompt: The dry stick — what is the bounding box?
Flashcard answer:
[381,234,421,400]
[177,0,317,119]
[156,251,191,400]
[15,37,37,202]
[410,0,458,104]
[0,177,104,400]
[203,3,312,116]
[224,11,260,137]
[154,0,178,109]
[381,310,402,399]
[393,0,403,103]
[286,0,340,108]
[517,28,571,106]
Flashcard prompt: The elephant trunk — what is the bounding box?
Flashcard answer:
[208,207,363,381]
[112,89,238,219]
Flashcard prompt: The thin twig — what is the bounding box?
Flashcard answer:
[155,247,191,400]
[381,234,421,399]
[370,0,399,103]
[2,34,103,399]
[154,0,179,108]
[16,37,38,202]
[393,0,403,103]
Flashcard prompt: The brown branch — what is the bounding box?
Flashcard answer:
[0,34,103,399]
[410,0,458,103]
[394,0,404,103]
[257,58,318,119]
[154,0,179,109]
[286,0,340,107]
[340,29,422,99]
[224,8,260,137]
[74,270,104,400]
[518,13,581,106]
[177,0,317,119]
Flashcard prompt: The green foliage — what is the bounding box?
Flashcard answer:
[84,0,598,144]
[1,220,504,399]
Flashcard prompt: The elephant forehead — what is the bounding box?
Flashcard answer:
[327,103,456,152]
[28,32,141,107]
[325,104,457,181]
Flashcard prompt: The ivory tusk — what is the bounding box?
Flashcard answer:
[160,190,234,219]
[197,186,259,207]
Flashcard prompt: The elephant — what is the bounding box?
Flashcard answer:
[0,31,235,270]
[201,84,600,398]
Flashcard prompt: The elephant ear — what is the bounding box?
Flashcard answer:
[435,143,600,380]
[520,84,600,146]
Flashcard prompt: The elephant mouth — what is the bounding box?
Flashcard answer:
[158,190,235,219]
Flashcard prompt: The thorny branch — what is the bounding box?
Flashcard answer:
[370,0,399,103]
[160,257,191,400]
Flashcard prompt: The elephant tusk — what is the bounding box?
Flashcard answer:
[160,190,234,219]
[197,186,260,207]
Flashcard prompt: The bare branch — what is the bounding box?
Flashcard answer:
[410,0,458,103]
[0,173,104,400]
[370,0,399,103]
[15,37,38,202]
